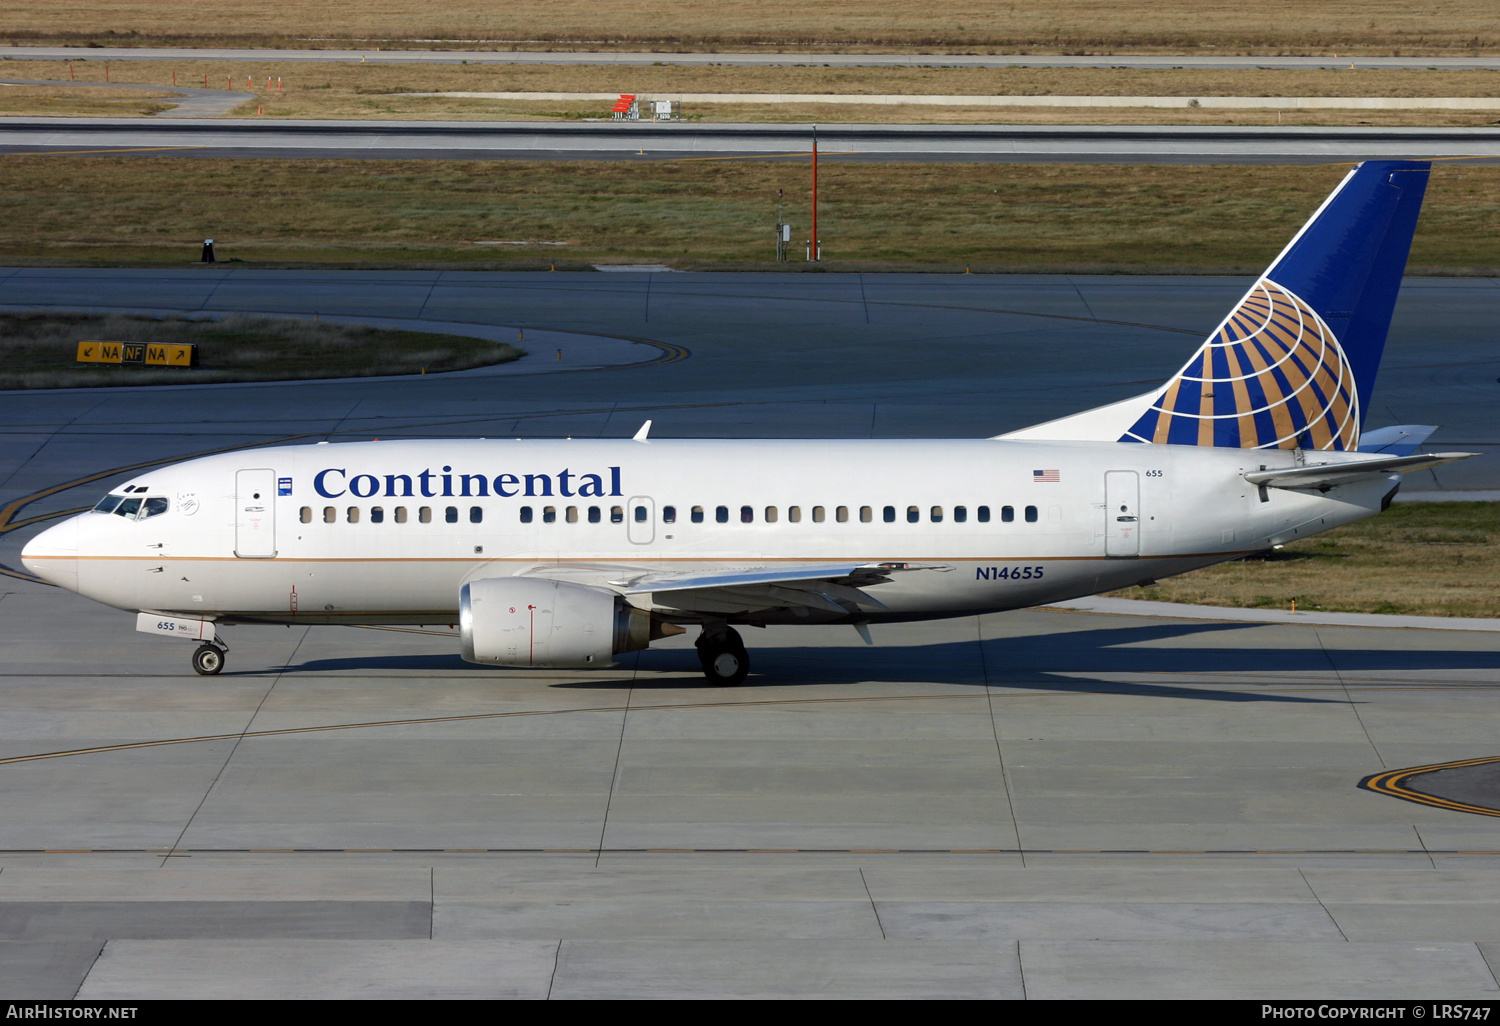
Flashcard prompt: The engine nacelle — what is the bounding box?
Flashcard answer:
[459,577,650,668]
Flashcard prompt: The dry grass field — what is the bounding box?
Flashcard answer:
[1107,503,1500,619]
[1,159,1495,274]
[1,1,1496,54]
[288,100,1496,128]
[14,61,1500,125]
[0,82,174,116]
[30,60,1500,97]
[29,61,1500,101]
[0,311,522,388]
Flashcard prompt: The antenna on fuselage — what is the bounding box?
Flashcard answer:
[632,420,653,442]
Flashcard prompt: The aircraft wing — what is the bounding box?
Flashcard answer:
[1243,452,1476,491]
[519,561,953,618]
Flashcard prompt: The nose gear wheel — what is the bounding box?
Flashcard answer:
[192,644,225,676]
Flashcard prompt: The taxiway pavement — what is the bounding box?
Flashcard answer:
[0,270,1497,998]
[5,118,1500,164]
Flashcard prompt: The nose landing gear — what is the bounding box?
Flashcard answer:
[191,642,228,676]
[696,625,749,686]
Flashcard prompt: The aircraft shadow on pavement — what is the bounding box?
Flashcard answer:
[562,621,1500,703]
[271,621,1500,704]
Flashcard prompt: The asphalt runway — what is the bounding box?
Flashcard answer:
[1,270,1498,998]
[7,118,1500,164]
[7,45,1500,71]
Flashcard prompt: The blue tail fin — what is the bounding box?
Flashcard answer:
[1120,160,1430,450]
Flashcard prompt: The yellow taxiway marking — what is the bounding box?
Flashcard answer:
[2,146,211,157]
[1360,754,1500,818]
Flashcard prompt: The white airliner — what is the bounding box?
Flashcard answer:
[21,160,1475,684]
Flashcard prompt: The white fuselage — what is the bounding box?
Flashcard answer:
[23,437,1398,626]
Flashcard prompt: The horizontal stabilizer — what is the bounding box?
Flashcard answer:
[1358,424,1438,456]
[1244,452,1476,490]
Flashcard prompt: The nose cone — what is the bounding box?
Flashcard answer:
[21,517,79,592]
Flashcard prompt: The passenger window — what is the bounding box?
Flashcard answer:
[765,506,778,523]
[740,505,753,523]
[634,505,648,523]
[812,506,825,523]
[954,506,967,523]
[883,506,896,523]
[347,506,360,524]
[663,506,676,524]
[930,506,943,522]
[445,506,458,523]
[611,506,624,524]
[979,506,991,523]
[1001,506,1014,523]
[788,506,801,523]
[324,506,336,524]
[1025,505,1038,523]
[114,497,142,519]
[543,506,557,523]
[858,506,870,523]
[419,506,432,523]
[520,507,533,524]
[300,506,312,524]
[566,506,579,524]
[395,507,408,524]
[837,506,849,523]
[906,506,919,523]
[370,506,385,524]
[588,506,601,524]
[691,505,704,524]
[470,506,483,524]
[716,505,729,524]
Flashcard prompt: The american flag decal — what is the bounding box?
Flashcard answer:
[1033,469,1060,483]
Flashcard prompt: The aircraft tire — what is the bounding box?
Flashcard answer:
[192,644,225,676]
[699,643,749,687]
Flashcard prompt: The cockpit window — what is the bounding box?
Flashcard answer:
[113,497,142,519]
[93,495,123,513]
[139,497,169,520]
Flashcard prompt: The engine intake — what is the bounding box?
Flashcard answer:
[459,577,651,668]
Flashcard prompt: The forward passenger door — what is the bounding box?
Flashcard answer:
[235,468,277,558]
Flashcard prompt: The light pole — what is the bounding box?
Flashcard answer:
[808,127,820,261]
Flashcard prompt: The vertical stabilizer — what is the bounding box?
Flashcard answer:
[1003,161,1431,449]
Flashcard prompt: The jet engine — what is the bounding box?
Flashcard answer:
[459,577,652,668]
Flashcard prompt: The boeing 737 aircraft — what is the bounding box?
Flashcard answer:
[21,160,1475,685]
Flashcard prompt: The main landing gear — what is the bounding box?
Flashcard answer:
[191,642,228,676]
[696,625,749,686]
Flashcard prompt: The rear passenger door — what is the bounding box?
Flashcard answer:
[1105,471,1140,558]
